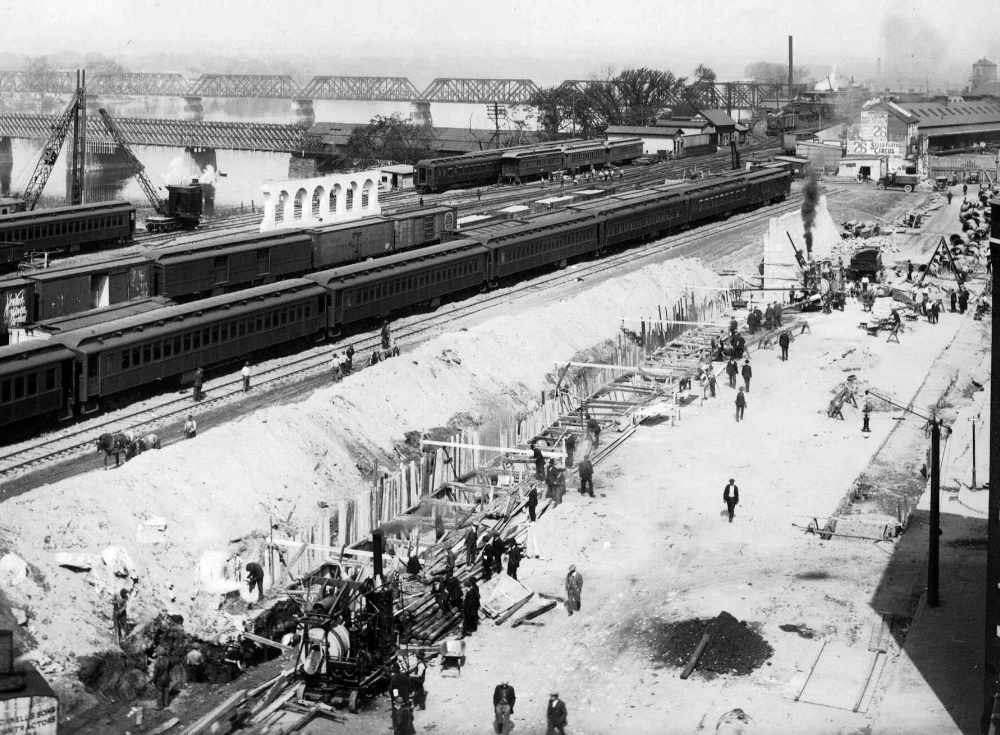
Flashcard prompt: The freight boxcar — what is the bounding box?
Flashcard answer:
[305,240,488,333]
[0,340,75,427]
[150,230,313,302]
[307,217,396,270]
[468,212,601,282]
[28,254,154,321]
[390,205,458,253]
[0,276,34,345]
[0,201,135,261]
[54,279,326,408]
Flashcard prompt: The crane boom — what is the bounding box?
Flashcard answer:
[97,108,165,214]
[20,88,84,210]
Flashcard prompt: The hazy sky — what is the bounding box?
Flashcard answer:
[4,0,999,84]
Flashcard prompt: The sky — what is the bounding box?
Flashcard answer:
[3,0,999,86]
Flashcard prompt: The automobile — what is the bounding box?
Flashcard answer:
[633,156,658,166]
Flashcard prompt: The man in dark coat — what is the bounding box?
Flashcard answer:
[444,572,464,610]
[547,693,568,735]
[763,304,775,330]
[747,310,757,334]
[527,485,538,522]
[959,288,969,314]
[733,333,746,359]
[393,700,417,735]
[950,288,957,313]
[112,588,129,644]
[494,682,517,733]
[461,578,480,636]
[506,544,523,580]
[586,415,601,448]
[192,367,204,402]
[735,388,747,422]
[564,433,578,468]
[729,316,738,336]
[723,479,739,522]
[489,535,504,575]
[409,651,428,710]
[741,360,752,391]
[482,543,494,582]
[907,260,914,281]
[245,562,264,601]
[494,682,517,713]
[725,358,739,389]
[532,442,545,480]
[774,301,783,327]
[545,459,559,501]
[345,344,355,372]
[153,649,172,709]
[778,331,790,361]
[464,525,478,565]
[390,661,412,707]
[578,455,595,497]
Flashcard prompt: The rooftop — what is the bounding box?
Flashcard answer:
[605,125,683,137]
[900,102,1000,129]
[969,81,1000,98]
[307,122,543,154]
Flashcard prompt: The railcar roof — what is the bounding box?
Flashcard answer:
[25,253,149,281]
[305,240,485,285]
[0,201,133,225]
[55,279,321,351]
[0,340,76,371]
[34,297,174,333]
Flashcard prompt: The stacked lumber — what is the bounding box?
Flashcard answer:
[174,670,344,735]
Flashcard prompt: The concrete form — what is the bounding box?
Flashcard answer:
[259,169,382,232]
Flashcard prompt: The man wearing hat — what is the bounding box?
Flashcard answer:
[493,681,516,734]
[390,659,411,709]
[462,577,481,637]
[547,692,568,734]
[723,479,740,523]
[565,565,583,616]
[409,651,427,710]
[741,359,752,392]
[392,697,417,735]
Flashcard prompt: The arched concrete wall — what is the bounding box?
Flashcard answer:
[260,169,382,232]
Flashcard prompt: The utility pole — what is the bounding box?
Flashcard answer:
[971,415,978,491]
[928,415,941,607]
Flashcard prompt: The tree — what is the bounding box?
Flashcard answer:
[694,64,717,84]
[343,113,434,167]
[527,85,597,139]
[744,61,811,84]
[23,56,50,75]
[584,67,687,129]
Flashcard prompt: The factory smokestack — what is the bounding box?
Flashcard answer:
[877,57,882,81]
[788,36,794,100]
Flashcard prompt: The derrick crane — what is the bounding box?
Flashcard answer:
[97,108,165,212]
[19,83,85,211]
[97,108,201,232]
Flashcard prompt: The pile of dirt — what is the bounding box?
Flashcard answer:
[643,611,773,676]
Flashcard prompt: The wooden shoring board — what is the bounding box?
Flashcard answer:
[867,611,893,653]
[795,643,882,712]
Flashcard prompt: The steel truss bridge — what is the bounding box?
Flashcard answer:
[0,71,794,108]
[0,114,306,153]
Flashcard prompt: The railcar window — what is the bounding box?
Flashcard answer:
[305,302,311,317]
[297,305,304,320]
[14,376,24,400]
[153,342,161,360]
[220,323,229,340]
[142,344,151,363]
[263,314,271,330]
[239,321,246,337]
[211,326,219,343]
[183,334,191,351]
[173,337,181,354]
[132,347,140,366]
[1,380,10,404]
[122,351,130,370]
[26,373,36,396]
[257,249,271,276]
[279,310,287,325]
[255,317,263,332]
[45,368,56,390]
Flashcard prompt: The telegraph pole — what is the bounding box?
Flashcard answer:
[928,415,941,607]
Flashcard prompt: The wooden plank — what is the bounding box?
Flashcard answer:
[271,542,309,589]
[511,600,557,628]
[248,670,294,699]
[794,641,825,702]
[494,594,534,626]
[853,652,881,712]
[242,632,294,653]
[147,718,181,735]
[250,685,300,725]
[680,632,712,680]
[179,690,248,735]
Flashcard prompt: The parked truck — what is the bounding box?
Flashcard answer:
[876,171,920,193]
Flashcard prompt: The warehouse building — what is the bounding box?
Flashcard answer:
[900,102,1000,152]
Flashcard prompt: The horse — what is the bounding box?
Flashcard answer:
[96,432,130,469]
[125,433,161,461]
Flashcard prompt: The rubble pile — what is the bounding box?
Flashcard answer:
[645,611,773,676]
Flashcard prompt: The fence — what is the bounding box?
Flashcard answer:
[273,285,731,583]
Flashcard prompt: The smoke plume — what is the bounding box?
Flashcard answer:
[801,167,821,259]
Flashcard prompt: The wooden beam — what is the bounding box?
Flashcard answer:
[680,632,712,680]
[421,439,565,459]
[241,632,294,653]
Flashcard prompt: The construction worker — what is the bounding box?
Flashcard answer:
[586,414,601,448]
[545,459,558,501]
[241,362,251,392]
[763,303,775,330]
[390,660,412,707]
[778,331,791,361]
[185,645,205,683]
[489,534,505,576]
[183,414,197,439]
[578,455,595,497]
[564,433,578,468]
[434,513,445,542]
[192,367,204,402]
[725,358,739,389]
[330,353,343,382]
[345,344,355,372]
[464,525,478,564]
[565,565,582,616]
[526,485,538,522]
[245,562,265,602]
[112,589,129,644]
[153,649,172,710]
[546,693,568,735]
[741,359,752,392]
[532,442,545,479]
[393,699,417,735]
[735,388,747,422]
[774,301,783,327]
[461,577,480,637]
[381,320,391,351]
[409,651,428,710]
[506,544,523,580]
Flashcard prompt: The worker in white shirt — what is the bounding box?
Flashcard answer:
[241,362,252,392]
[183,414,197,439]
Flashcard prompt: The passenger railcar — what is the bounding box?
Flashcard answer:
[30,255,154,321]
[150,230,314,302]
[416,140,587,192]
[0,201,136,264]
[563,140,610,170]
[55,280,325,408]
[500,149,566,181]
[607,138,645,162]
[307,218,395,269]
[467,212,601,282]
[0,340,75,427]
[570,186,690,247]
[305,241,489,333]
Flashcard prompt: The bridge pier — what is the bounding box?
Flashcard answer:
[409,99,433,126]
[0,137,11,195]
[182,96,205,122]
[292,99,315,129]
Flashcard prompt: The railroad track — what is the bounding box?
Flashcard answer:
[0,189,838,482]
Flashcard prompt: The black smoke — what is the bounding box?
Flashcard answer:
[801,166,821,259]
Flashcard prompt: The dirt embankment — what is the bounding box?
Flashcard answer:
[0,257,723,717]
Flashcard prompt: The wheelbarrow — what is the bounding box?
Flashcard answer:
[439,638,466,676]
